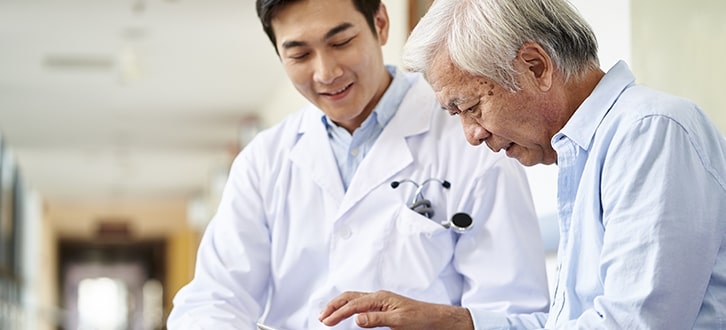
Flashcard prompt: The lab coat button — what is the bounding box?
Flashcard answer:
[338,226,352,239]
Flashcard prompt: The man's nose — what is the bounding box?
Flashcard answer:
[461,116,488,147]
[313,53,343,85]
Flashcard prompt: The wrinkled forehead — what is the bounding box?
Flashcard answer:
[426,52,471,94]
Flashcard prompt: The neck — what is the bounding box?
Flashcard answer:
[563,67,605,123]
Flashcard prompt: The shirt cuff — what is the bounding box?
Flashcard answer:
[467,307,511,330]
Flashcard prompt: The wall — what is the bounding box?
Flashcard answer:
[631,0,726,133]
[45,198,188,240]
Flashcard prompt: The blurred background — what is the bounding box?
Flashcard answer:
[0,0,723,329]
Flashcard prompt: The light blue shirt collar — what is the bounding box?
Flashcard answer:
[554,60,635,151]
[322,65,412,190]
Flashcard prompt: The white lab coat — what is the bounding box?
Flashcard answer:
[168,73,549,329]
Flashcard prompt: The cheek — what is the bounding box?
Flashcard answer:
[284,65,312,90]
[347,49,376,78]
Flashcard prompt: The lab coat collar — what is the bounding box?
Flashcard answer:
[338,74,432,216]
[290,105,347,203]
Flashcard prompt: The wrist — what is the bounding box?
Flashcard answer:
[439,305,474,330]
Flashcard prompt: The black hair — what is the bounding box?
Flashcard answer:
[256,0,382,54]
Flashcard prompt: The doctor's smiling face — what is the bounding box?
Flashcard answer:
[268,0,391,133]
[427,49,560,166]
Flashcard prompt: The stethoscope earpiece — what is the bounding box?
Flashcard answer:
[391,178,473,234]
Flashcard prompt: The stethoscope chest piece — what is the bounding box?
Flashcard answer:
[442,212,473,233]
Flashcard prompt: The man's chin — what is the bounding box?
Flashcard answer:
[507,147,555,166]
[508,152,542,167]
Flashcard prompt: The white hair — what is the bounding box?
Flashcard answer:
[403,0,600,91]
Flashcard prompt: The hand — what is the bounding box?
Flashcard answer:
[318,290,474,330]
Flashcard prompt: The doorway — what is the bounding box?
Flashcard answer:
[58,240,165,330]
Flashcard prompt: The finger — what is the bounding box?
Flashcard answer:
[320,292,382,326]
[356,311,401,329]
[318,291,365,325]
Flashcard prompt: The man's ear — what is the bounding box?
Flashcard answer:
[375,3,390,45]
[516,43,553,91]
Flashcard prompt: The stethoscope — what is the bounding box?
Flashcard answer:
[390,178,473,233]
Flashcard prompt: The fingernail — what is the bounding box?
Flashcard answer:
[357,314,368,326]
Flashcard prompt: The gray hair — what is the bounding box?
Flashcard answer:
[402,0,600,91]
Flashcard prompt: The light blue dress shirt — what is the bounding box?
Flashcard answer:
[323,65,410,191]
[473,61,726,329]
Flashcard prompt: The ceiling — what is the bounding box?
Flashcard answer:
[0,0,287,201]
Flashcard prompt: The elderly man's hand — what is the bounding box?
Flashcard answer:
[318,290,474,330]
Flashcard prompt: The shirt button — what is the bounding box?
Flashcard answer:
[350,148,359,157]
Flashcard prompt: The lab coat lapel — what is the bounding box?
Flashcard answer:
[337,77,432,216]
[289,106,345,203]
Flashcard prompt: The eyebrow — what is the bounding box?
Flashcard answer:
[446,98,461,111]
[280,22,354,50]
[325,22,353,39]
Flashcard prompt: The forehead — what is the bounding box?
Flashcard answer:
[271,0,363,43]
[427,52,476,94]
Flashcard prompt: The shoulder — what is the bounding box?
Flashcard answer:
[234,105,320,166]
[609,85,703,130]
[593,85,716,152]
[599,86,726,178]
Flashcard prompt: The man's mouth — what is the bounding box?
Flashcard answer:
[321,83,352,96]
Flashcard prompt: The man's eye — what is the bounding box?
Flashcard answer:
[332,37,354,48]
[465,102,480,113]
[289,53,309,60]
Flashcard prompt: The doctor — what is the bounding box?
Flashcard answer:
[168,0,550,329]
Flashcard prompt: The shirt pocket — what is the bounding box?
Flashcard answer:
[379,204,455,292]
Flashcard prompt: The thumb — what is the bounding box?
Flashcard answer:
[356,311,396,328]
